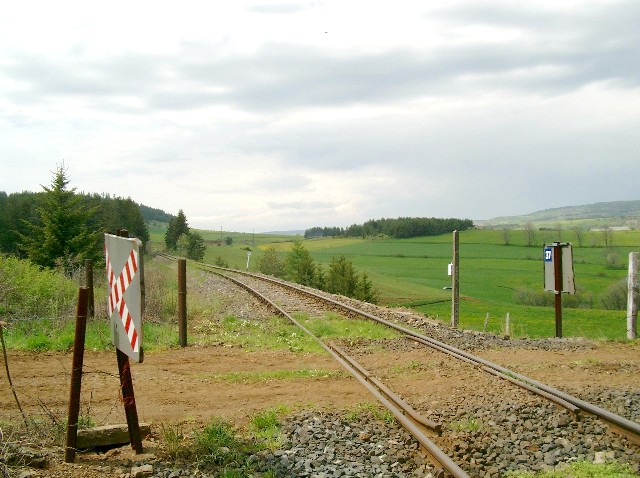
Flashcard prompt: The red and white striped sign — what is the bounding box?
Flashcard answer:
[106,247,139,352]
[105,234,143,362]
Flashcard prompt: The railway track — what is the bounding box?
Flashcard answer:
[157,253,640,476]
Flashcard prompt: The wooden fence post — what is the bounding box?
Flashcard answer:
[504,312,511,340]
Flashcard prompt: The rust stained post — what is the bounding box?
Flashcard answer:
[115,229,143,453]
[178,258,187,347]
[65,287,89,463]
[116,348,143,453]
[553,242,563,338]
[85,259,94,318]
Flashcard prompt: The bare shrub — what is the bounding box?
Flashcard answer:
[599,279,628,310]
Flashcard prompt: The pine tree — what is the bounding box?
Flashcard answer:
[18,164,100,272]
[165,209,189,250]
[326,255,358,296]
[356,272,379,304]
[258,246,286,277]
[186,232,206,261]
[286,240,316,286]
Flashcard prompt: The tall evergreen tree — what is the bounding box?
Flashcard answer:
[326,255,358,297]
[258,246,286,278]
[186,232,206,261]
[286,240,316,286]
[18,165,100,272]
[165,209,189,250]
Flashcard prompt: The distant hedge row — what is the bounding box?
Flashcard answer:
[305,217,474,239]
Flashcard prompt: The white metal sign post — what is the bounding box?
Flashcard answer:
[105,232,144,453]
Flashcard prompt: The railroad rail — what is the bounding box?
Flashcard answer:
[156,253,640,475]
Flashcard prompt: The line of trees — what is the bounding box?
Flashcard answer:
[305,216,474,239]
[0,165,151,272]
[257,240,379,303]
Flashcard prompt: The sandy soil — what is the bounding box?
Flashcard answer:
[1,339,638,478]
[2,340,637,428]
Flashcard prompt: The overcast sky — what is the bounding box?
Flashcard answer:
[1,1,639,232]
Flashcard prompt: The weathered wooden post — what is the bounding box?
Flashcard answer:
[85,259,94,318]
[483,312,490,333]
[553,242,563,338]
[451,230,459,328]
[504,312,511,340]
[628,252,638,340]
[178,258,187,347]
[65,287,89,463]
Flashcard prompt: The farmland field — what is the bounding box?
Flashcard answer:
[182,227,640,341]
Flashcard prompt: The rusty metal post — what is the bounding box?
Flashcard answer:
[178,258,187,347]
[451,230,459,328]
[117,348,143,453]
[628,252,638,339]
[115,229,143,453]
[553,242,563,338]
[85,259,94,318]
[65,287,89,463]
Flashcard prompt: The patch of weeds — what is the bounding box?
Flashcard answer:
[450,414,482,432]
[195,315,320,353]
[573,358,601,367]
[205,368,346,384]
[505,460,636,477]
[159,423,188,462]
[249,406,289,451]
[301,313,400,341]
[160,418,259,474]
[343,402,394,425]
[391,359,431,374]
[222,316,239,329]
[193,419,243,467]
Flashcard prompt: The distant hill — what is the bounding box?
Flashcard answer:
[480,200,640,229]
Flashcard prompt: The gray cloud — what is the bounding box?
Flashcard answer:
[1,1,639,231]
[5,3,639,117]
[247,3,307,14]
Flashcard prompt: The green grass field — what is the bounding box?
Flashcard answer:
[184,227,639,341]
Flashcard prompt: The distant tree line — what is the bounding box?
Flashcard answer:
[0,166,150,271]
[138,203,175,223]
[257,240,379,303]
[305,217,474,239]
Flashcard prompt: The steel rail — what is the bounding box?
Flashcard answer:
[217,266,640,442]
[406,336,581,415]
[327,341,443,434]
[158,254,468,477]
[158,254,640,445]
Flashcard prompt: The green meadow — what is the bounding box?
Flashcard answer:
[163,226,640,341]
